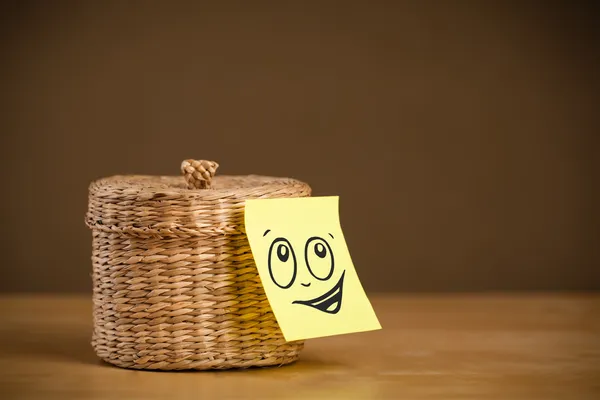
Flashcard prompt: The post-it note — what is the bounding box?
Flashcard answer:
[244,196,381,341]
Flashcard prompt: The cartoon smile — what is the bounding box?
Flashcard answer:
[292,271,346,314]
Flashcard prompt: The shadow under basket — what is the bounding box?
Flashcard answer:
[85,159,311,370]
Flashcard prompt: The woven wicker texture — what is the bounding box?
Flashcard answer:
[86,160,311,370]
[181,159,219,189]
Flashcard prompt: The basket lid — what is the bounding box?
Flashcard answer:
[86,159,311,237]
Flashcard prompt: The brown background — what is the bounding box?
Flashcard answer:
[1,1,598,293]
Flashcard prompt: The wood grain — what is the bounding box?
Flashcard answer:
[1,294,598,399]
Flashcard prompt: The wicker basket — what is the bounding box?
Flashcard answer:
[85,160,311,370]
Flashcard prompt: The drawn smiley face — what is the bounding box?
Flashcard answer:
[264,230,346,314]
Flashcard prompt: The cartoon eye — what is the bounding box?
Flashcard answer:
[304,237,334,281]
[268,238,297,289]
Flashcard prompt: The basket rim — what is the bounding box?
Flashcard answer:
[88,174,310,199]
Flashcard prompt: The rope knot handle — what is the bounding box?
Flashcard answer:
[181,159,219,189]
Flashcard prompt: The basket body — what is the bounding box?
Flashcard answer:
[86,175,311,370]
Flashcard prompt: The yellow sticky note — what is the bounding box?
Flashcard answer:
[244,196,381,341]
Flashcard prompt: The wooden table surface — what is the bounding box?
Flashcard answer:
[0,294,598,400]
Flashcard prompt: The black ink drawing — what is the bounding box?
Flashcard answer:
[265,229,346,314]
